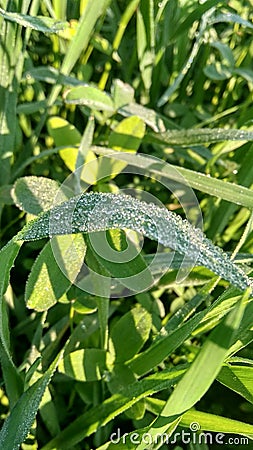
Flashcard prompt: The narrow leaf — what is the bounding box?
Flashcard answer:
[0,350,63,450]
[181,409,253,439]
[217,364,253,404]
[147,399,253,438]
[0,8,20,185]
[147,128,253,146]
[135,296,247,448]
[13,176,66,215]
[211,12,253,30]
[92,148,253,209]
[25,234,86,311]
[109,306,152,362]
[40,366,186,450]
[0,240,23,407]
[64,85,115,112]
[0,8,68,33]
[129,311,205,376]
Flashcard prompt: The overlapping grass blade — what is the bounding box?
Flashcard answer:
[0,350,63,450]
[133,292,248,449]
[0,1,20,185]
[0,7,68,32]
[92,148,253,208]
[40,366,186,450]
[146,399,253,438]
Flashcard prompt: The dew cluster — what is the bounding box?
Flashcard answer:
[15,192,253,291]
[158,128,253,146]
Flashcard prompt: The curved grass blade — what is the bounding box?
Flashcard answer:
[63,85,114,112]
[0,8,68,33]
[157,7,213,107]
[14,192,252,291]
[133,293,248,449]
[0,2,21,186]
[0,350,63,450]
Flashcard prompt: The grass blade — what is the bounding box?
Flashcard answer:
[146,399,253,439]
[92,148,253,208]
[0,1,20,185]
[0,8,68,32]
[49,0,112,105]
[13,192,253,291]
[147,128,253,146]
[134,292,248,449]
[40,366,186,450]
[0,350,63,450]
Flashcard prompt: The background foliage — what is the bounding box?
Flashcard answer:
[1,0,253,449]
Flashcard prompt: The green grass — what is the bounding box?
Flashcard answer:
[1,1,253,449]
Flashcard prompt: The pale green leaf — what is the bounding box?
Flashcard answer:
[63,85,114,112]
[211,12,253,30]
[13,176,67,215]
[97,116,146,180]
[59,0,112,77]
[181,408,253,439]
[119,102,169,132]
[58,348,107,381]
[0,350,63,450]
[25,234,86,311]
[112,79,135,110]
[47,116,98,184]
[109,306,152,362]
[109,116,145,152]
[92,148,253,209]
[146,399,253,438]
[24,66,82,85]
[39,366,185,450]
[47,116,81,148]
